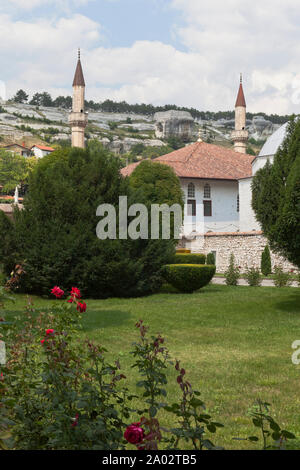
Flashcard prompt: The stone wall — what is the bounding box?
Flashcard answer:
[183,231,297,273]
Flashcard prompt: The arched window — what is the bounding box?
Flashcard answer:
[204,184,211,199]
[188,183,195,198]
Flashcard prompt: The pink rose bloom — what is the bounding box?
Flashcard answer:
[51,286,64,299]
[77,302,87,313]
[124,423,145,445]
[46,329,54,336]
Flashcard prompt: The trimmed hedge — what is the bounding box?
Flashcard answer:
[173,253,206,265]
[176,249,191,254]
[162,264,216,293]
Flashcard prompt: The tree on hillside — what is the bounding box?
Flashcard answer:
[30,92,53,107]
[0,150,37,192]
[13,89,29,104]
[53,95,72,109]
[252,118,300,268]
[0,141,179,298]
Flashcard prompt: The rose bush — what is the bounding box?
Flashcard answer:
[0,287,296,450]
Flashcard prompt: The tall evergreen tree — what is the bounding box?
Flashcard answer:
[252,118,300,268]
[1,142,179,298]
[261,245,272,276]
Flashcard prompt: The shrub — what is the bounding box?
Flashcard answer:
[261,246,272,276]
[273,265,292,288]
[224,254,240,286]
[162,264,216,293]
[176,249,191,254]
[2,142,180,298]
[206,252,216,265]
[173,253,206,265]
[245,267,262,287]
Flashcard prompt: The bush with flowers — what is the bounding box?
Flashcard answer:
[0,286,296,450]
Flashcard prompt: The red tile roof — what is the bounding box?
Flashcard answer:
[235,83,246,108]
[121,141,254,180]
[72,59,85,87]
[31,145,54,151]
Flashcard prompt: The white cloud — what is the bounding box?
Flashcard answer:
[169,0,300,113]
[3,1,300,114]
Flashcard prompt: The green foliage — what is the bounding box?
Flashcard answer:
[261,245,272,276]
[173,253,206,265]
[13,89,28,104]
[165,362,224,450]
[273,266,292,288]
[1,294,134,450]
[206,252,216,265]
[0,286,14,310]
[129,159,184,208]
[2,142,179,298]
[166,136,186,149]
[245,400,295,450]
[252,118,300,268]
[245,267,262,287]
[29,92,53,107]
[0,150,37,192]
[3,306,295,450]
[224,254,240,286]
[0,211,18,275]
[246,145,257,156]
[162,264,216,293]
[108,121,118,130]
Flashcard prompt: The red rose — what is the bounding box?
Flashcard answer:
[77,302,87,313]
[46,329,54,336]
[124,423,145,445]
[70,287,81,299]
[41,339,45,345]
[51,286,64,299]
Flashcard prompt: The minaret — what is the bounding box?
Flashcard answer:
[231,74,248,154]
[69,49,88,148]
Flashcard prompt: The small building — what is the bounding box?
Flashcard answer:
[2,143,32,157]
[31,145,55,159]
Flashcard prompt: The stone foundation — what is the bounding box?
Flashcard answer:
[181,231,297,273]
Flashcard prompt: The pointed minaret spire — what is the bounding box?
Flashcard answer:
[231,73,248,153]
[69,49,88,148]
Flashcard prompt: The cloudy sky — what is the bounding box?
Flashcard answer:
[1,0,300,114]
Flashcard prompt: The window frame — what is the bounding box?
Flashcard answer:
[187,199,197,217]
[204,183,211,199]
[188,182,195,199]
[203,200,212,217]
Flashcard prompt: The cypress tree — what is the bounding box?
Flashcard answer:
[252,118,300,268]
[261,245,272,276]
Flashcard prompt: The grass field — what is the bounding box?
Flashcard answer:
[2,284,300,449]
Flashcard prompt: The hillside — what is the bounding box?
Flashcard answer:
[0,101,288,158]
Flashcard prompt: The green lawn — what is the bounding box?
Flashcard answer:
[2,284,300,449]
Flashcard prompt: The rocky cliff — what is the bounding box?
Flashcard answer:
[0,102,286,156]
